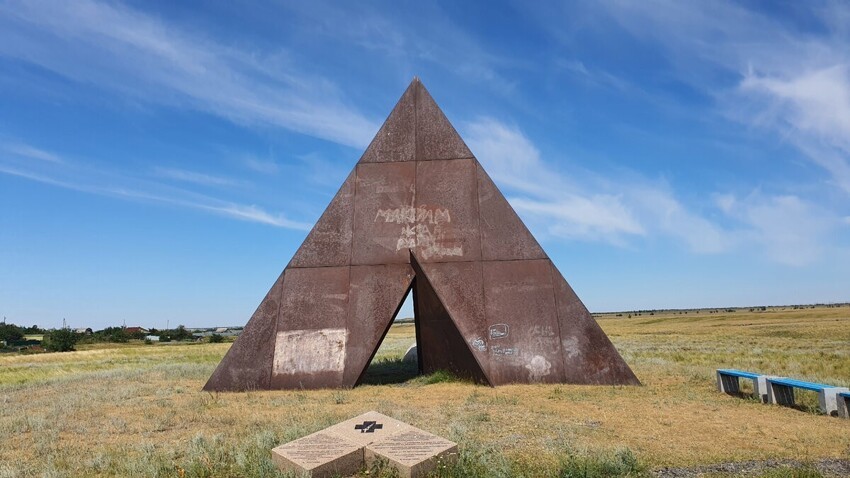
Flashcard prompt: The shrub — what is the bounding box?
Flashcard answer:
[43,328,79,352]
[208,334,224,343]
[0,323,25,343]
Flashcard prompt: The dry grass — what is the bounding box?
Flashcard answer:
[1,306,848,477]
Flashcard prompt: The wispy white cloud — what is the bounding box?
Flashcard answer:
[509,195,644,246]
[279,1,519,96]
[464,117,731,252]
[631,186,733,254]
[240,155,280,175]
[465,116,846,265]
[1,142,63,163]
[154,167,239,188]
[203,204,310,230]
[558,60,632,92]
[0,0,378,148]
[740,66,850,194]
[0,152,310,231]
[463,117,568,194]
[715,192,843,266]
[594,0,850,197]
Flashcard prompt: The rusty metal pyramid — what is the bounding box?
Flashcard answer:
[204,79,639,391]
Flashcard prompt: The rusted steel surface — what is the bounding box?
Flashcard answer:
[552,263,640,385]
[416,83,473,161]
[269,266,350,389]
[412,257,490,380]
[359,81,416,164]
[289,171,355,268]
[411,254,490,384]
[203,272,283,391]
[352,161,416,265]
[346,264,414,386]
[204,78,639,391]
[414,158,481,263]
[482,259,567,385]
[476,163,547,261]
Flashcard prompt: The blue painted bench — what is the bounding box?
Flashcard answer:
[836,391,850,419]
[766,377,850,416]
[716,369,775,403]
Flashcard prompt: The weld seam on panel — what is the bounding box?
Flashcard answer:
[343,263,355,387]
[547,259,570,381]
[334,257,564,268]
[367,156,475,163]
[349,164,359,267]
[414,77,419,161]
[266,271,287,389]
[472,158,486,280]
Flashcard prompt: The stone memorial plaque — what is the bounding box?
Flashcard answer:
[271,431,362,478]
[271,411,457,478]
[324,411,413,447]
[365,429,458,478]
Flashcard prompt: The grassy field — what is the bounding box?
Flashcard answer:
[1,306,848,477]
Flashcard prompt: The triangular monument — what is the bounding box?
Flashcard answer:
[204,79,639,390]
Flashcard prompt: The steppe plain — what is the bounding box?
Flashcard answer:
[1,306,848,477]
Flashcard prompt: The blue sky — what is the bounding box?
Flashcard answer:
[1,0,849,330]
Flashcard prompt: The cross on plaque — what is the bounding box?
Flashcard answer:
[354,421,383,433]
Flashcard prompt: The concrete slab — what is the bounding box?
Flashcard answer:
[365,429,458,478]
[271,430,362,478]
[819,387,850,416]
[271,411,458,478]
[324,411,414,448]
[837,393,850,419]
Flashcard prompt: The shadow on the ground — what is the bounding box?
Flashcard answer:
[359,357,420,385]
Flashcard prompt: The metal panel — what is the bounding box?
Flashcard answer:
[476,162,547,261]
[413,258,490,380]
[352,161,417,265]
[413,158,481,262]
[551,262,640,385]
[411,254,490,384]
[416,82,473,161]
[482,259,567,385]
[289,170,354,268]
[270,266,350,389]
[345,264,415,386]
[359,81,416,163]
[203,272,283,391]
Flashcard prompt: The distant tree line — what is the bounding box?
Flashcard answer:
[0,323,46,343]
[2,321,198,354]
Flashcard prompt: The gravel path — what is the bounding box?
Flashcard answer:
[654,458,850,477]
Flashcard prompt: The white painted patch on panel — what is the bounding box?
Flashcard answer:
[561,336,580,360]
[525,355,552,381]
[273,328,347,375]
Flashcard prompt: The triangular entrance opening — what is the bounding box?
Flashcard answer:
[356,283,416,385]
[358,259,491,386]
